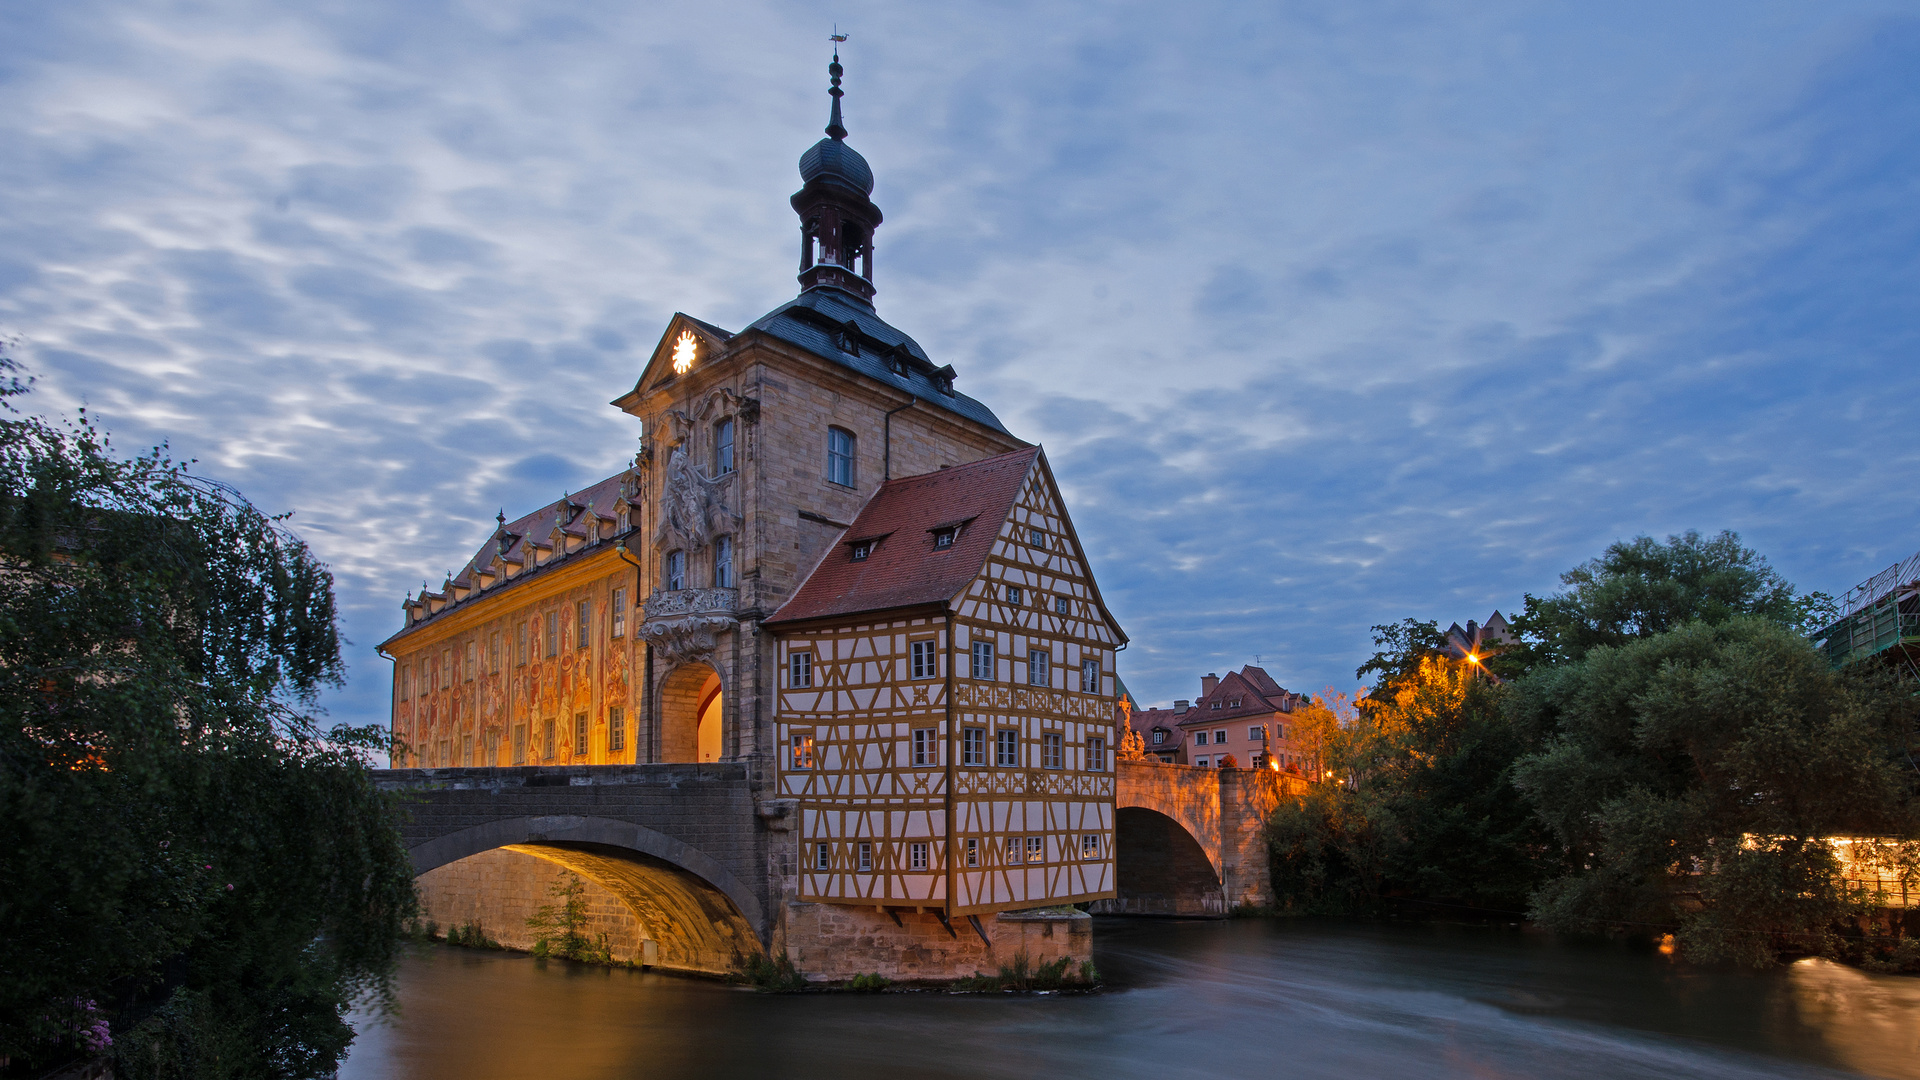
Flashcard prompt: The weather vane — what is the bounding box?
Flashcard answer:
[831,27,847,45]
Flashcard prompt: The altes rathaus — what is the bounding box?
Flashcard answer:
[378,52,1172,979]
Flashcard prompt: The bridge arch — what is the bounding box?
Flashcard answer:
[410,814,764,973]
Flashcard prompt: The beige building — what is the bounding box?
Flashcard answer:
[1126,666,1316,774]
[383,52,1127,929]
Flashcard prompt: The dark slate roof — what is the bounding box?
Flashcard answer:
[746,289,1012,435]
[799,137,874,195]
[765,447,1040,626]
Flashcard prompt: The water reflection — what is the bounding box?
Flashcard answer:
[341,919,1918,1080]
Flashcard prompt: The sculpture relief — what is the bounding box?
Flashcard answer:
[654,444,738,554]
[640,588,739,664]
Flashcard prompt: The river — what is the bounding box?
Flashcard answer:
[339,918,1920,1079]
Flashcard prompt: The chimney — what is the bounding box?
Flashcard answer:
[1201,673,1219,697]
[1174,700,1190,712]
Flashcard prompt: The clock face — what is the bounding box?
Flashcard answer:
[672,331,698,375]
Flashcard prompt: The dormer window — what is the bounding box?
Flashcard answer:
[933,528,956,549]
[851,541,873,561]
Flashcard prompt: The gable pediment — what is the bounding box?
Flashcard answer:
[613,313,735,411]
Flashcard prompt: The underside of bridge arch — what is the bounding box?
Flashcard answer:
[408,816,763,976]
[1096,807,1226,917]
[504,842,760,973]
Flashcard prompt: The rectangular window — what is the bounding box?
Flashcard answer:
[933,528,955,549]
[666,550,686,591]
[790,733,815,770]
[545,612,559,657]
[464,642,476,682]
[1081,834,1099,859]
[789,651,813,689]
[1043,731,1063,769]
[399,664,410,700]
[1249,725,1265,741]
[827,427,855,487]
[1025,836,1044,864]
[715,418,735,475]
[576,601,590,650]
[1029,527,1044,546]
[858,842,873,872]
[612,588,627,638]
[490,632,501,673]
[995,728,1018,768]
[513,724,527,764]
[574,712,588,758]
[609,707,625,753]
[910,842,929,871]
[816,844,831,871]
[462,734,473,767]
[1028,648,1049,686]
[517,623,528,666]
[1215,729,1227,743]
[910,640,937,679]
[966,838,979,867]
[1194,731,1208,745]
[1082,658,1100,693]
[911,728,935,767]
[441,650,452,688]
[543,719,556,761]
[1005,837,1022,864]
[1088,737,1106,772]
[1195,756,1210,768]
[714,535,734,588]
[971,641,995,679]
[1152,730,1165,745]
[1211,702,1222,710]
[962,727,986,766]
[1055,596,1069,615]
[1006,585,1023,606]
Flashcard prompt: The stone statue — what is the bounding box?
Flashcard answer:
[1120,726,1146,761]
[654,443,737,554]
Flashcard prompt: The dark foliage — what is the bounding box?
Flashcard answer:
[1511,617,1920,966]
[0,365,415,1077]
[1494,530,1836,677]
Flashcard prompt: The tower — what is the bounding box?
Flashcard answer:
[793,49,883,303]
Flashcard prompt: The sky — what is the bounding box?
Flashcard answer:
[4,0,1918,724]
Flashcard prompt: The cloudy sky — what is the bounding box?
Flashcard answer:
[5,1,1918,725]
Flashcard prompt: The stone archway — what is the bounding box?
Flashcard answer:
[657,661,723,763]
[409,815,764,975]
[1104,807,1226,916]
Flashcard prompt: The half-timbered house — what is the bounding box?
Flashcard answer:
[766,447,1127,918]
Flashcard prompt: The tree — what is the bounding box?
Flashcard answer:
[1267,628,1554,915]
[1495,530,1836,677]
[1511,617,1920,967]
[0,368,415,1077]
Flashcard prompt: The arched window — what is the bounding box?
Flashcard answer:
[827,427,856,487]
[665,550,686,591]
[715,419,735,475]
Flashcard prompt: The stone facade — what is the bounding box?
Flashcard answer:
[782,903,1090,982]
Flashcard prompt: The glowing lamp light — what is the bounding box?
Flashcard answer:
[1467,653,1482,665]
[672,331,698,375]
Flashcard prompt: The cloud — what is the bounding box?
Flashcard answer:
[3,0,1917,725]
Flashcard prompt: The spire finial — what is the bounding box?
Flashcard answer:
[826,31,848,140]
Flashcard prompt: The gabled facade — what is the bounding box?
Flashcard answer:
[766,448,1127,916]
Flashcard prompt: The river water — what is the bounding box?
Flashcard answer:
[339,918,1920,1080]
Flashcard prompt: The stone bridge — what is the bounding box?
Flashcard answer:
[374,759,1306,976]
[1101,759,1309,916]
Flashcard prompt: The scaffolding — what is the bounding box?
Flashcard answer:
[1816,547,1920,678]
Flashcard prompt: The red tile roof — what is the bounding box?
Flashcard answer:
[1175,666,1307,729]
[765,447,1042,626]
